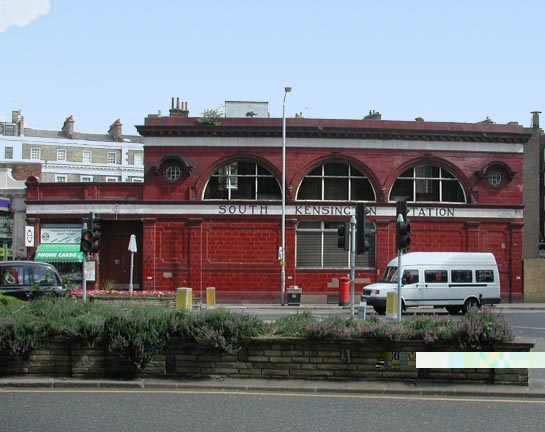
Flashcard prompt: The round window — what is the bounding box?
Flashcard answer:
[486,169,503,188]
[165,165,182,181]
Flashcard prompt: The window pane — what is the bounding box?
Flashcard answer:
[415,179,439,201]
[308,166,322,176]
[415,165,439,178]
[425,270,447,283]
[324,178,348,200]
[231,177,255,199]
[349,166,365,177]
[324,163,348,176]
[476,270,494,283]
[204,178,228,199]
[257,177,281,200]
[441,169,455,179]
[390,179,413,200]
[451,270,472,283]
[351,178,375,201]
[296,232,322,267]
[257,166,269,175]
[298,178,322,200]
[323,232,348,267]
[442,180,465,202]
[237,162,255,175]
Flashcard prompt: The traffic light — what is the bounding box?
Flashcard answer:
[337,222,349,251]
[396,200,411,252]
[80,228,93,253]
[91,213,102,253]
[356,203,373,255]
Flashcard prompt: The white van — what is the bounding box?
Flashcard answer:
[361,252,501,315]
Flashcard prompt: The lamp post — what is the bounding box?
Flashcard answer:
[280,86,291,306]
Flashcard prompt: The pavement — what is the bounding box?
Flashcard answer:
[0,302,543,399]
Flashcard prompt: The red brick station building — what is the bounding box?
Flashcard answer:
[25,101,537,303]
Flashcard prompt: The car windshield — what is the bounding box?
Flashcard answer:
[381,266,398,283]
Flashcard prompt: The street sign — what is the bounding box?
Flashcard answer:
[25,226,34,247]
[128,234,137,252]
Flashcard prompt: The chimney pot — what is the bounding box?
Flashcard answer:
[62,115,75,139]
[108,119,123,141]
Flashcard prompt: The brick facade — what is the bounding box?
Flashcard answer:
[24,113,533,302]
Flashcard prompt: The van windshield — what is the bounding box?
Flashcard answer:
[381,266,398,283]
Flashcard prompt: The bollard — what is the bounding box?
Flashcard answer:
[206,286,216,308]
[176,287,192,311]
[358,300,367,320]
[386,291,398,319]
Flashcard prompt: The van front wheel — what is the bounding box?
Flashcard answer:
[463,298,480,314]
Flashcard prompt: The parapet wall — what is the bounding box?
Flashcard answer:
[0,337,532,386]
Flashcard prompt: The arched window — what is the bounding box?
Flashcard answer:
[297,163,375,201]
[204,161,281,200]
[390,165,466,203]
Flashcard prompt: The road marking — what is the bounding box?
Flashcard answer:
[512,326,545,331]
[1,388,544,404]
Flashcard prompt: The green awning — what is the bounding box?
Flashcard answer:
[35,244,84,263]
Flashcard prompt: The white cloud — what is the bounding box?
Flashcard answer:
[0,0,50,33]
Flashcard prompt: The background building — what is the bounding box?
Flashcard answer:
[0,111,144,183]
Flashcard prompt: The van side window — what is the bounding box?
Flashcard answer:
[425,270,447,283]
[451,270,472,283]
[403,270,419,284]
[476,270,494,283]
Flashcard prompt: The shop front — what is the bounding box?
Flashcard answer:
[34,227,83,289]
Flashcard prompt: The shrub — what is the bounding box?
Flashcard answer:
[0,293,22,306]
[173,308,267,353]
[0,301,51,357]
[448,308,514,350]
[103,306,175,373]
[270,312,315,337]
[0,299,517,368]
[305,316,358,339]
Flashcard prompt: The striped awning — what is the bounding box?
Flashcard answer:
[34,244,84,263]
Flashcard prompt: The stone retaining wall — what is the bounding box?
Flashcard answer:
[0,337,532,385]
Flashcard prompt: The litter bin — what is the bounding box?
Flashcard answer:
[338,276,350,306]
[287,286,301,306]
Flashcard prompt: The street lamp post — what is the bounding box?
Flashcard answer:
[280,86,291,306]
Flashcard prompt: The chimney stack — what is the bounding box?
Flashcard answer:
[11,110,24,136]
[108,119,123,141]
[62,115,75,139]
[11,110,21,123]
[531,111,541,129]
[169,97,189,117]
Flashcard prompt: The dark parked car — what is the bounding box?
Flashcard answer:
[0,261,68,300]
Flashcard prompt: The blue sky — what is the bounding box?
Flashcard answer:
[1,0,544,135]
